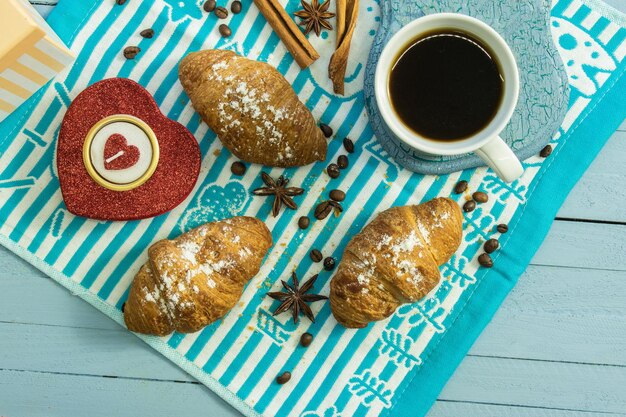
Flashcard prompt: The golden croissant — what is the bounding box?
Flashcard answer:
[330,198,463,328]
[124,216,273,336]
[179,49,327,167]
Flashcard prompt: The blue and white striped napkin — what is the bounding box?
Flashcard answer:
[1,0,626,416]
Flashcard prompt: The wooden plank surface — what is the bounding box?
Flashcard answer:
[559,130,626,223]
[0,1,623,417]
[0,370,236,417]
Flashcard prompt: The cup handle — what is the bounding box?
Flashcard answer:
[474,136,524,183]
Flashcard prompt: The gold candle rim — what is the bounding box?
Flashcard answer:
[82,114,160,192]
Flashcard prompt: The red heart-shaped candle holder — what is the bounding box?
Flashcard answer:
[57,78,201,221]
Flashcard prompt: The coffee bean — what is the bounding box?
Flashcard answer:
[329,189,345,202]
[540,144,553,158]
[478,253,494,268]
[115,0,127,5]
[300,332,313,347]
[231,0,242,13]
[121,302,126,313]
[484,238,500,254]
[473,191,488,203]
[140,28,154,38]
[343,138,354,153]
[314,201,332,220]
[463,200,476,213]
[497,223,509,233]
[327,163,340,179]
[298,216,310,230]
[337,155,349,169]
[310,249,323,263]
[453,180,468,194]
[219,24,232,37]
[323,257,336,271]
[276,371,291,384]
[214,6,228,18]
[230,161,246,175]
[320,123,333,138]
[329,200,343,215]
[203,0,216,11]
[123,46,140,59]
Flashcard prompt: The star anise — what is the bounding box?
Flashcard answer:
[294,0,335,37]
[253,172,304,217]
[267,272,328,323]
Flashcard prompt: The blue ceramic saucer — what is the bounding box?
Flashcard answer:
[363,0,570,175]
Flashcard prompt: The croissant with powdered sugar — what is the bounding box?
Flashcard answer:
[124,216,272,336]
[179,49,327,167]
[330,198,463,328]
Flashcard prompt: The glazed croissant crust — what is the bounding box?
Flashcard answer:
[179,49,327,167]
[124,216,272,336]
[330,198,463,328]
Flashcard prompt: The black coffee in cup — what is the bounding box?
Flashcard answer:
[389,29,504,141]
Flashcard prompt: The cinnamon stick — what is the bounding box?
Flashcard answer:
[329,0,358,94]
[253,0,320,68]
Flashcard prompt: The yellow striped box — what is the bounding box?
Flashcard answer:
[0,0,74,122]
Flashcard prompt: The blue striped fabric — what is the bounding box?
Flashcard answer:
[1,0,626,416]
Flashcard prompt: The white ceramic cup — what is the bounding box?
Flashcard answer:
[375,13,524,183]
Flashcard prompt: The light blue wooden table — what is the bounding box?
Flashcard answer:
[1,1,625,416]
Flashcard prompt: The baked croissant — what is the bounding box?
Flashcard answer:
[330,198,463,328]
[124,216,272,336]
[179,49,327,167]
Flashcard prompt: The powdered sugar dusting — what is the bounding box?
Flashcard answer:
[178,240,201,264]
[355,256,377,294]
[357,274,370,286]
[206,57,297,163]
[417,221,431,244]
[376,234,392,250]
[144,291,156,304]
[391,231,421,254]
[139,224,257,321]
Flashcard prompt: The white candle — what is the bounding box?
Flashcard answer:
[85,115,159,190]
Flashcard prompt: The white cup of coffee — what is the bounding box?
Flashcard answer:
[375,13,524,183]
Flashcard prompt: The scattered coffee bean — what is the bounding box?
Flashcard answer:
[343,138,354,153]
[123,46,140,59]
[484,238,500,254]
[314,201,332,220]
[323,257,336,271]
[310,249,323,263]
[327,163,340,179]
[231,0,242,13]
[337,155,349,169]
[219,24,232,37]
[540,144,553,158]
[203,0,216,11]
[320,123,333,138]
[478,253,494,268]
[276,371,291,384]
[329,189,345,202]
[300,332,313,347]
[121,302,126,313]
[230,161,246,175]
[115,0,127,5]
[214,6,228,18]
[140,28,154,38]
[497,223,509,233]
[473,191,488,203]
[453,180,468,194]
[298,216,310,230]
[329,200,343,215]
[463,200,476,213]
